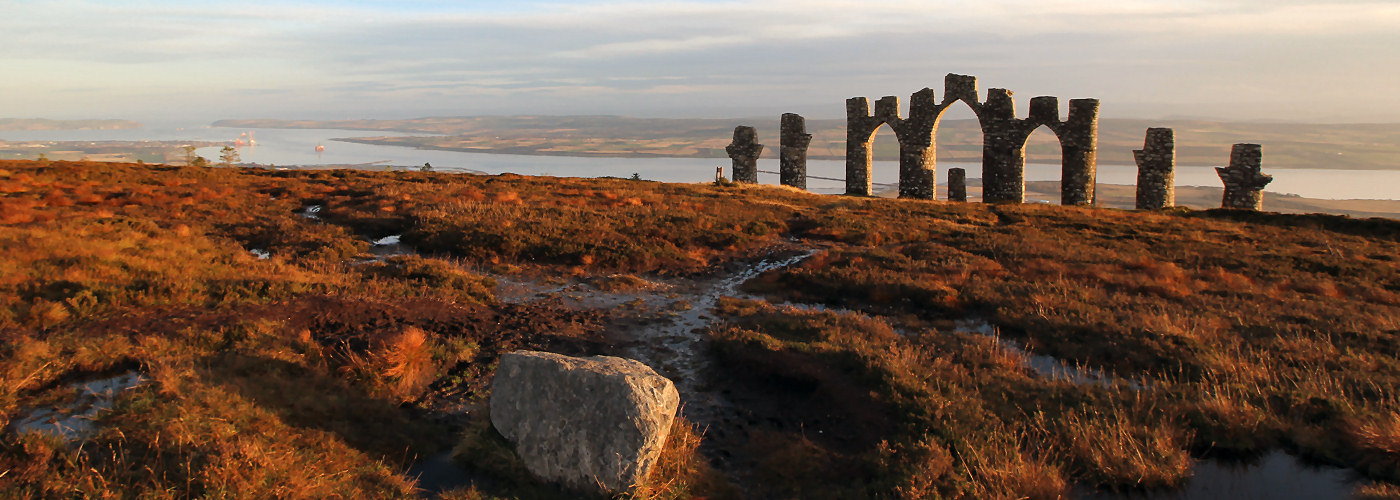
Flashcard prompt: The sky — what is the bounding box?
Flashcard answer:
[1,0,1398,123]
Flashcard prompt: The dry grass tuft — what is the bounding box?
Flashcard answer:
[1351,413,1400,457]
[1354,482,1400,499]
[631,417,737,500]
[381,326,436,401]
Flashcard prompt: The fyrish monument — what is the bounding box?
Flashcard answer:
[725,73,1271,211]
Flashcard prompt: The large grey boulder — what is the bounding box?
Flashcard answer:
[489,351,680,493]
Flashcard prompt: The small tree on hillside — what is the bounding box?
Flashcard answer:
[181,145,197,165]
[219,146,240,168]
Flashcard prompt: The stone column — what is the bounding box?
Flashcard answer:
[979,89,1025,204]
[845,97,879,196]
[780,113,811,191]
[1133,128,1175,210]
[724,126,762,184]
[897,88,938,200]
[948,168,967,202]
[1058,99,1100,206]
[898,145,935,199]
[1216,144,1271,210]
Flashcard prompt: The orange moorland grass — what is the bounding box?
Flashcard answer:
[743,200,1400,492]
[0,160,611,496]
[706,298,1195,497]
[4,159,1400,496]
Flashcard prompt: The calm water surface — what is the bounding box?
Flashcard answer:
[4,124,1396,200]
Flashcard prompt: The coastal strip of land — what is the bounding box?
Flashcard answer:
[215,115,1400,170]
[0,118,142,131]
[0,140,225,164]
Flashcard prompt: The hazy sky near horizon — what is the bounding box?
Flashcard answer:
[2,0,1398,123]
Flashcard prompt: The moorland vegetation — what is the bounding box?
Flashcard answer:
[1,159,1398,498]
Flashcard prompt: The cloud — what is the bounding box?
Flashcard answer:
[0,1,1397,121]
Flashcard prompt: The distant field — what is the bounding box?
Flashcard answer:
[0,118,141,131]
[1035,182,1400,219]
[863,180,1400,219]
[215,116,1400,170]
[0,140,223,164]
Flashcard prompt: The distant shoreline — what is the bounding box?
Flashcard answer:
[228,162,1400,220]
[329,137,1400,170]
[0,118,142,132]
[209,115,1400,171]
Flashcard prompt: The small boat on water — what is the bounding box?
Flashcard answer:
[234,131,257,147]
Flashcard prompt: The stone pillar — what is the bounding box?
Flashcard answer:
[845,97,878,196]
[780,113,811,191]
[1133,128,1175,210]
[724,126,762,184]
[948,168,967,202]
[979,89,1025,204]
[1216,144,1271,210]
[897,88,938,200]
[1058,99,1100,206]
[898,145,935,199]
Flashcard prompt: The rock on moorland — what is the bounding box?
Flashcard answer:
[489,351,680,493]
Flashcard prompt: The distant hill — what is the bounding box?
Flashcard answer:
[215,115,1400,170]
[0,118,141,131]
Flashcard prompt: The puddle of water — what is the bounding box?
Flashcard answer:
[949,320,1359,498]
[296,204,322,220]
[483,251,824,423]
[406,450,480,496]
[955,319,1141,389]
[1080,450,1360,500]
[9,371,148,443]
[370,234,412,257]
[623,251,821,387]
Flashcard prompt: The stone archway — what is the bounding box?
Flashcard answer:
[845,90,937,199]
[844,74,1100,205]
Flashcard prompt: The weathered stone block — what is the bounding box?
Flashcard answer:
[943,73,979,105]
[1216,144,1271,210]
[490,351,680,494]
[845,97,877,196]
[1058,99,1100,206]
[948,168,967,202]
[725,126,762,184]
[1134,128,1175,210]
[780,113,811,191]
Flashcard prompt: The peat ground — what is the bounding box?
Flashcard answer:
[1,159,1399,498]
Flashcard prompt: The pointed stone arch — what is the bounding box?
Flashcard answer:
[1033,97,1101,205]
[844,73,1100,205]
